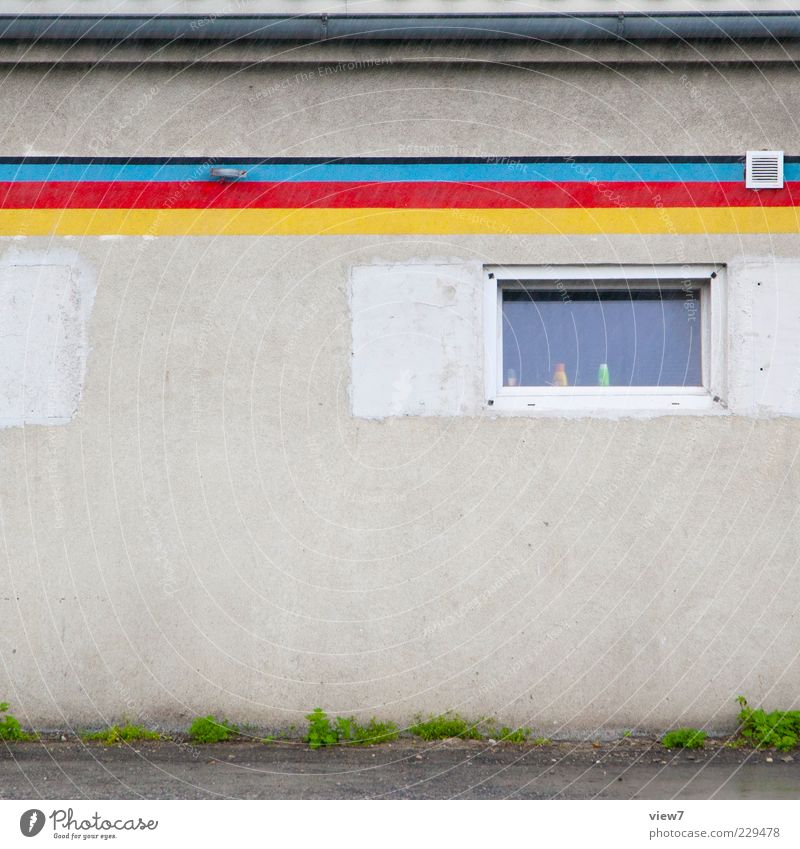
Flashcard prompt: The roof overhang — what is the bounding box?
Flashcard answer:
[1,12,800,43]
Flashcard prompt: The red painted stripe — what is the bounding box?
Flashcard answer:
[0,181,798,209]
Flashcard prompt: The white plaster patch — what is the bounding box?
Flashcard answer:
[350,263,482,418]
[724,258,800,417]
[0,250,96,427]
[750,260,800,415]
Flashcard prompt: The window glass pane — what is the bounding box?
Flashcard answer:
[502,283,702,388]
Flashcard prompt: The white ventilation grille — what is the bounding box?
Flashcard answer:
[746,150,784,189]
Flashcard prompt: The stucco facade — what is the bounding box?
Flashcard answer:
[1,32,799,735]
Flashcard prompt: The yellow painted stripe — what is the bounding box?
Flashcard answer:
[0,207,798,236]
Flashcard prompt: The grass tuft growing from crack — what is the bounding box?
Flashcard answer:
[409,713,483,741]
[305,708,399,749]
[338,717,399,746]
[188,716,239,744]
[736,696,800,751]
[488,726,530,744]
[0,702,33,741]
[83,724,161,745]
[661,728,707,749]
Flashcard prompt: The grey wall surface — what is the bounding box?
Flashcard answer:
[1,53,799,734]
[2,61,799,158]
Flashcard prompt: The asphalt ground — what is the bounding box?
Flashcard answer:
[2,738,798,799]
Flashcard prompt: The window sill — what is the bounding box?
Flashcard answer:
[487,392,726,417]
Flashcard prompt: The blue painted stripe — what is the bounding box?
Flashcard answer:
[0,161,779,183]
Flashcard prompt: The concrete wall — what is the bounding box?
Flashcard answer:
[3,61,798,158]
[1,54,799,734]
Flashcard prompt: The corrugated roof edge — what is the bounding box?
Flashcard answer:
[0,12,799,43]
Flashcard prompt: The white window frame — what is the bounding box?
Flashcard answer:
[484,264,727,415]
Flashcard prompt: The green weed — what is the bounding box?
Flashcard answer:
[82,724,161,745]
[737,696,800,751]
[490,726,531,744]
[0,702,32,741]
[305,708,339,749]
[340,717,399,746]
[410,713,483,741]
[188,715,238,744]
[305,710,399,748]
[662,728,707,749]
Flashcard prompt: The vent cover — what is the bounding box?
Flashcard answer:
[746,150,784,189]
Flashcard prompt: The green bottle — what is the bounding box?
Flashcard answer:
[598,363,610,386]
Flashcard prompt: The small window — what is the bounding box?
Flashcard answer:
[484,265,724,414]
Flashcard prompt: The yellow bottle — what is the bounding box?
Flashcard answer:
[552,363,568,386]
